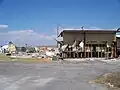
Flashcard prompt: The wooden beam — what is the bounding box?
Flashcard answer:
[77,52,79,58]
[84,32,86,58]
[80,52,82,58]
[98,42,99,58]
[101,45,103,57]
[88,44,89,58]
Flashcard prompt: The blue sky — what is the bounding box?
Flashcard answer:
[0,0,120,46]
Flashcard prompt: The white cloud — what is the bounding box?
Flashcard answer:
[87,27,117,30]
[0,24,8,28]
[86,26,103,30]
[0,30,56,46]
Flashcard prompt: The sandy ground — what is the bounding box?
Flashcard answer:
[0,60,120,90]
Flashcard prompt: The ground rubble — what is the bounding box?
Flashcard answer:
[91,72,120,90]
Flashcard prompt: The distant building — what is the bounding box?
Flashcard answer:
[26,47,36,53]
[16,47,26,52]
[1,45,9,53]
[8,42,16,54]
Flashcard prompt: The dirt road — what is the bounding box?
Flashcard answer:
[0,60,119,90]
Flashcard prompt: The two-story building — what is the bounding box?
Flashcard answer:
[58,29,117,58]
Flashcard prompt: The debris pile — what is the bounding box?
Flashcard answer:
[94,72,120,89]
[8,46,59,61]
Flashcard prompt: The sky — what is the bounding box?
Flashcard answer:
[0,0,120,46]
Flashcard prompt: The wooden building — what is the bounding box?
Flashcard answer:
[58,29,117,58]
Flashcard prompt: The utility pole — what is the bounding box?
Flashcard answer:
[57,25,59,47]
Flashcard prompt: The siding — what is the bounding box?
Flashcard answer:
[63,31,115,45]
[63,32,84,45]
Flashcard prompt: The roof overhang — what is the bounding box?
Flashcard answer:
[58,28,120,37]
[59,29,117,36]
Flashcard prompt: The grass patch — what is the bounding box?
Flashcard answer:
[94,72,120,89]
[0,54,11,60]
[13,58,51,63]
[52,56,58,61]
[0,54,52,63]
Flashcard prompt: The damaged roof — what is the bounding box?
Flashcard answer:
[58,29,118,37]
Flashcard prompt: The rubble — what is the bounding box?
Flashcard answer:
[94,72,120,89]
[8,46,59,61]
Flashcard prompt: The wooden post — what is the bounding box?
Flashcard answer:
[65,52,66,58]
[111,34,117,58]
[71,52,73,58]
[114,41,117,58]
[88,44,89,58]
[73,52,75,58]
[80,52,82,58]
[68,52,70,58]
[105,42,107,57]
[91,41,92,58]
[113,41,117,58]
[101,44,103,57]
[63,52,64,58]
[77,52,79,58]
[97,47,99,58]
[103,44,104,57]
[84,32,86,58]
[98,42,99,58]
[99,44,101,58]
[111,42,113,58]
[57,26,59,47]
[114,34,117,58]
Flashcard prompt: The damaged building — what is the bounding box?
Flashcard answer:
[57,29,118,59]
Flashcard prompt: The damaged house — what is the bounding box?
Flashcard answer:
[57,29,118,59]
[8,42,16,54]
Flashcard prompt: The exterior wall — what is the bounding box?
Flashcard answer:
[63,32,84,45]
[63,31,115,46]
[86,33,115,45]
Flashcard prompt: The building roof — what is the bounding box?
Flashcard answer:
[58,29,118,37]
[65,28,118,31]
